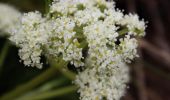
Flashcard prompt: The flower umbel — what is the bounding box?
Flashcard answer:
[9,0,146,100]
[10,11,48,69]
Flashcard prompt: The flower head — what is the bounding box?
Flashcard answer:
[9,0,146,99]
[10,11,48,69]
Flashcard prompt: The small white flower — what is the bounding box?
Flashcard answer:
[118,35,139,63]
[120,13,146,36]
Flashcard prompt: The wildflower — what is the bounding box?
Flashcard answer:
[9,0,146,99]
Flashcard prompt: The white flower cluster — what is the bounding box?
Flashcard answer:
[0,3,21,36]
[75,62,129,100]
[10,11,48,69]
[9,0,146,100]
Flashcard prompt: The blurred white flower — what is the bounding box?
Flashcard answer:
[0,3,21,36]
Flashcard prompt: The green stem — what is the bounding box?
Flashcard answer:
[58,67,76,80]
[45,0,51,14]
[79,40,88,48]
[19,85,77,100]
[17,77,68,99]
[118,28,129,35]
[0,67,57,100]
[0,55,76,100]
[50,59,76,80]
[37,77,68,92]
[0,41,10,72]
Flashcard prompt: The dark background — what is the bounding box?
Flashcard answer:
[0,0,170,100]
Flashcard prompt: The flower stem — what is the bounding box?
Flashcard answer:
[58,67,76,80]
[118,27,129,35]
[0,56,76,100]
[0,40,10,73]
[45,0,52,14]
[50,59,76,80]
[19,85,77,100]
[0,67,57,100]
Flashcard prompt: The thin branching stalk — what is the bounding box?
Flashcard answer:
[0,67,57,100]
[50,59,76,80]
[0,40,10,73]
[0,58,76,100]
[45,0,52,14]
[19,85,78,100]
